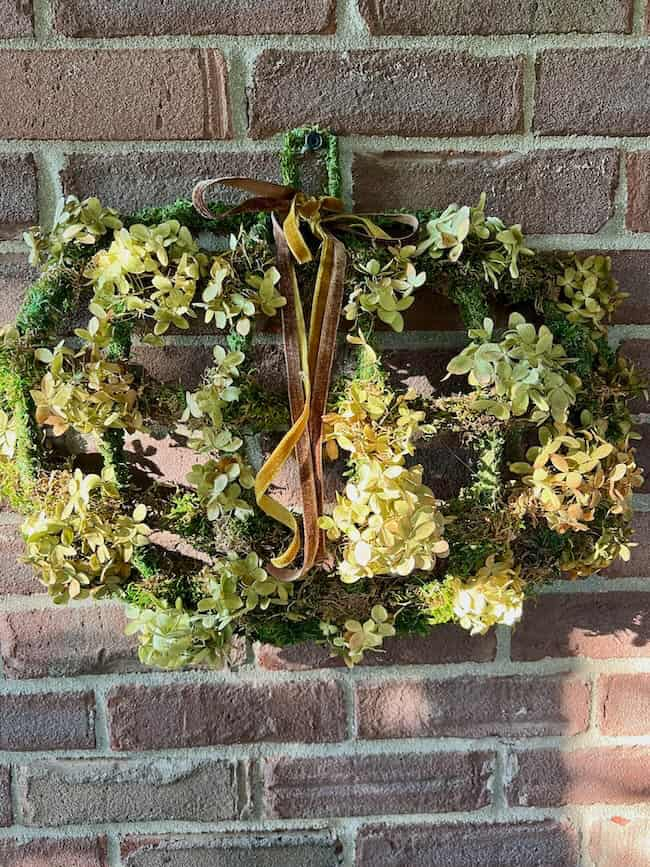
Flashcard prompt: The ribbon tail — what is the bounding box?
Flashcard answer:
[255,216,320,580]
[307,234,347,564]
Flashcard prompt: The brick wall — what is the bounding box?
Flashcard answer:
[1,2,650,866]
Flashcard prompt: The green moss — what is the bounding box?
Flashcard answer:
[124,199,268,238]
[248,616,324,647]
[223,379,290,432]
[280,126,341,198]
[0,348,40,506]
[468,429,504,509]
[544,301,596,383]
[164,491,215,552]
[447,273,490,329]
[16,265,77,337]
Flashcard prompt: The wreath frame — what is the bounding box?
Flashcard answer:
[1,126,645,668]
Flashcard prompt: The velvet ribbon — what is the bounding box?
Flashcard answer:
[192,178,418,580]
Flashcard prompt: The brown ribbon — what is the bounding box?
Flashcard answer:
[193,177,418,581]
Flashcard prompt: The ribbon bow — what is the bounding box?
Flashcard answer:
[193,178,418,580]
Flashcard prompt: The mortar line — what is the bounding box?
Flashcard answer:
[3,654,650,695]
[521,49,537,135]
[491,743,508,817]
[2,32,650,52]
[1,803,648,838]
[221,45,251,141]
[106,834,122,867]
[633,0,648,33]
[30,0,53,40]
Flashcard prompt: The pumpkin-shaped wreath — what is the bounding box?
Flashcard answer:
[1,128,645,668]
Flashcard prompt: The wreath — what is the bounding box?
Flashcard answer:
[1,127,645,669]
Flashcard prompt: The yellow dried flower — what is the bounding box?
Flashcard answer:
[448,553,525,635]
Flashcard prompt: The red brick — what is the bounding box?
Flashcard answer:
[508,748,650,807]
[132,343,216,390]
[0,254,39,327]
[250,50,525,138]
[54,0,335,36]
[107,680,346,750]
[536,50,650,135]
[356,674,589,740]
[0,154,38,241]
[511,592,650,661]
[0,603,140,678]
[620,340,650,414]
[356,821,579,867]
[598,674,650,736]
[0,524,40,595]
[627,153,650,232]
[0,0,33,36]
[0,690,95,750]
[61,151,280,216]
[263,751,493,818]
[611,251,650,322]
[0,837,108,867]
[0,50,231,141]
[604,511,650,577]
[15,758,247,825]
[120,832,339,866]
[0,765,10,827]
[353,150,618,235]
[590,818,650,867]
[124,432,205,488]
[257,625,495,671]
[359,0,632,34]
[630,428,650,494]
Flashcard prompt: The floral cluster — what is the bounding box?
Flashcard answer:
[22,468,150,604]
[445,313,582,424]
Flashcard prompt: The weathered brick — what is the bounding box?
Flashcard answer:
[589,818,650,867]
[0,765,10,827]
[536,50,650,135]
[0,254,38,326]
[604,512,650,577]
[511,592,650,661]
[263,751,492,818]
[0,603,140,678]
[611,251,650,322]
[508,748,650,806]
[356,674,590,740]
[0,691,95,751]
[631,427,650,494]
[132,343,216,390]
[620,340,650,413]
[627,153,650,232]
[0,50,231,141]
[250,50,525,138]
[381,346,460,399]
[356,821,579,867]
[16,758,246,825]
[0,0,33,36]
[0,154,38,240]
[124,432,204,488]
[257,624,495,670]
[62,151,280,216]
[120,832,339,867]
[619,339,650,417]
[353,150,618,234]
[0,837,108,867]
[107,680,346,750]
[359,0,632,34]
[598,674,650,736]
[54,0,335,36]
[0,524,40,595]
